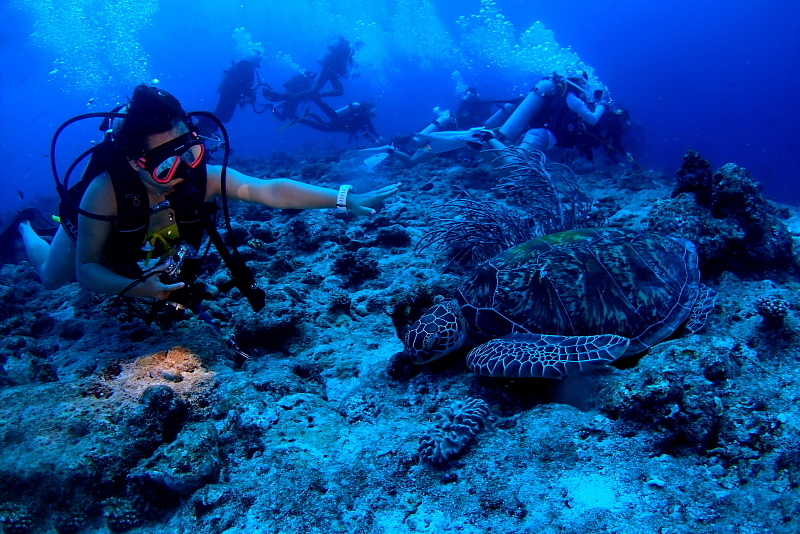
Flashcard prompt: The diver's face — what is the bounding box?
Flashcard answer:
[131,126,188,194]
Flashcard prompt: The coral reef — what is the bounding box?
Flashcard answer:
[754,294,790,329]
[128,422,221,497]
[101,497,143,533]
[0,503,34,534]
[2,149,800,533]
[649,151,794,278]
[51,510,88,534]
[232,289,305,353]
[331,249,381,287]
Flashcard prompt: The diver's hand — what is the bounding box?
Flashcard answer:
[466,128,495,150]
[473,129,495,143]
[347,183,401,216]
[127,267,186,300]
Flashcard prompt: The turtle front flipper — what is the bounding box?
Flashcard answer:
[684,284,718,334]
[466,333,630,379]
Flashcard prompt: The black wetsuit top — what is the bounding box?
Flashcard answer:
[533,93,585,149]
[60,141,210,279]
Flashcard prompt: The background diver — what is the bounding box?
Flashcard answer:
[296,36,361,102]
[299,101,384,145]
[466,70,636,167]
[262,36,362,128]
[361,87,520,169]
[261,70,317,122]
[197,49,264,138]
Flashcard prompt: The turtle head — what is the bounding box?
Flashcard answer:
[404,299,469,364]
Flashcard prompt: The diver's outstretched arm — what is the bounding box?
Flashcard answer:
[205,166,400,216]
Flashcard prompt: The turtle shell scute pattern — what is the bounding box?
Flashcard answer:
[456,228,701,356]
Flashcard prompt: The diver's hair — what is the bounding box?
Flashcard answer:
[115,85,189,157]
[328,36,350,50]
[283,71,315,92]
[358,101,375,117]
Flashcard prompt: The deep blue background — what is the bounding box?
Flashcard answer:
[1,0,799,221]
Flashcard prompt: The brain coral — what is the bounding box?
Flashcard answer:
[419,398,491,467]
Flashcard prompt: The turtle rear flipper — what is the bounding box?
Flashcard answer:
[684,284,718,334]
[466,333,630,379]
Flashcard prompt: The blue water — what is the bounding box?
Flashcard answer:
[1,0,799,217]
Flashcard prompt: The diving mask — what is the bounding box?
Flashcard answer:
[136,131,205,184]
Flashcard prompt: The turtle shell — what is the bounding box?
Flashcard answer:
[456,228,700,356]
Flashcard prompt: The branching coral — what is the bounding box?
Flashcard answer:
[492,147,592,234]
[415,195,538,269]
[417,149,593,269]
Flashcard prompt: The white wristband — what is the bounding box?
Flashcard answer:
[336,184,353,212]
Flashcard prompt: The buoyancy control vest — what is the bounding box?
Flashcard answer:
[534,92,585,149]
[107,159,209,280]
[59,139,210,279]
[53,109,266,316]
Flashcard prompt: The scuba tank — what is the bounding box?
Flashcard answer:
[485,102,518,129]
[214,59,257,122]
[499,76,561,144]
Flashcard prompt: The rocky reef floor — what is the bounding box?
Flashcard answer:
[1,148,799,534]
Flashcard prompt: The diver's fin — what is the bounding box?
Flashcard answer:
[277,117,300,132]
[357,145,393,156]
[277,107,311,132]
[414,127,487,154]
[3,208,57,237]
[364,153,390,168]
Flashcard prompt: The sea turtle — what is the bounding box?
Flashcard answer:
[404,228,717,378]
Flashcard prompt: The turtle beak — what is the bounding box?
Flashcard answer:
[405,306,466,365]
[405,326,441,364]
[404,302,467,364]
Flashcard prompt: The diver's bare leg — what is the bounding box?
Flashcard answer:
[19,222,76,290]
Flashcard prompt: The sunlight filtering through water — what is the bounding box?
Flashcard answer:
[13,0,158,91]
[13,0,585,95]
